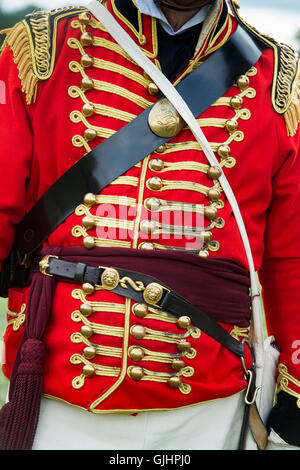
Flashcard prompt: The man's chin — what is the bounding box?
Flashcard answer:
[155,0,214,12]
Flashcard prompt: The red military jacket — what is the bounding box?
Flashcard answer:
[0,0,300,434]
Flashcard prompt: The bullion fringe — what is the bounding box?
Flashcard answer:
[284,68,300,137]
[0,22,39,105]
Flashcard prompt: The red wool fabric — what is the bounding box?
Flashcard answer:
[0,0,299,418]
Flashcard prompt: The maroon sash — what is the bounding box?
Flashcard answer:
[0,246,251,450]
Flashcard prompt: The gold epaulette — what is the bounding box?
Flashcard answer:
[0,6,87,105]
[229,0,300,137]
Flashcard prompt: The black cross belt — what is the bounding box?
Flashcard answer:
[36,255,245,358]
[14,25,265,256]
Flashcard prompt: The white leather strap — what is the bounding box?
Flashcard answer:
[76,0,264,349]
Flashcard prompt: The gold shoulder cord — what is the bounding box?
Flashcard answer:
[0,6,86,104]
[228,0,300,137]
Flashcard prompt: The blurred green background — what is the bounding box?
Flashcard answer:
[0,3,38,48]
[1,0,300,51]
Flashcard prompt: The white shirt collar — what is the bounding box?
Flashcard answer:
[135,0,210,36]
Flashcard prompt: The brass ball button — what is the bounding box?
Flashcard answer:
[144,197,161,212]
[230,95,243,110]
[82,103,96,118]
[82,215,95,229]
[149,158,164,171]
[155,144,166,154]
[237,74,250,90]
[78,12,92,25]
[217,145,231,159]
[177,316,191,329]
[147,82,159,96]
[225,119,238,133]
[204,206,217,220]
[82,364,96,377]
[84,128,97,142]
[80,325,94,338]
[82,282,95,295]
[199,250,209,258]
[139,242,155,250]
[80,53,94,69]
[84,193,97,206]
[147,177,163,191]
[199,231,213,244]
[140,219,159,235]
[81,77,94,91]
[79,303,94,317]
[83,236,96,249]
[207,188,221,202]
[129,366,144,381]
[83,346,96,360]
[207,166,222,180]
[131,324,146,340]
[171,359,185,371]
[168,376,182,388]
[132,303,148,318]
[80,32,94,47]
[177,340,191,352]
[129,347,145,362]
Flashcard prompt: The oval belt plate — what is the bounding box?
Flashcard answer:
[148,98,186,138]
[101,268,120,290]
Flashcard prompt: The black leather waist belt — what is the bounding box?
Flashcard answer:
[34,254,245,358]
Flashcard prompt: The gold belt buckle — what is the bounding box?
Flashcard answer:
[143,282,170,307]
[99,266,170,308]
[39,255,59,277]
[99,267,120,290]
[148,98,186,138]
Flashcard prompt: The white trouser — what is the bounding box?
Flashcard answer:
[33,393,245,450]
